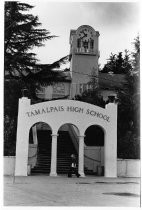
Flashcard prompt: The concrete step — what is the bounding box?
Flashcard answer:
[31,130,77,175]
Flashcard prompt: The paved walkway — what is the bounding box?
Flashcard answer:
[4,175,140,206]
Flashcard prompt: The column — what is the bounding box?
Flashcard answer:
[50,134,58,176]
[104,131,117,177]
[15,97,31,176]
[105,102,117,177]
[78,135,85,177]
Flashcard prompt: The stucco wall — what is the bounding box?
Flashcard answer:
[36,82,71,100]
[4,156,140,177]
[84,147,104,172]
[15,99,118,177]
[4,156,15,176]
[117,159,141,177]
[71,54,98,85]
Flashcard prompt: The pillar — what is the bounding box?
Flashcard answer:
[105,102,117,177]
[78,135,85,177]
[15,97,31,176]
[104,131,117,177]
[50,134,58,176]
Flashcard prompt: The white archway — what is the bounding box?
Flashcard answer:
[15,97,117,177]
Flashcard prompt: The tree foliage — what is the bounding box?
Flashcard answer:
[131,36,140,75]
[4,1,55,77]
[101,51,132,74]
[4,1,69,155]
[4,79,22,155]
[117,36,140,159]
[77,36,140,159]
[74,89,105,108]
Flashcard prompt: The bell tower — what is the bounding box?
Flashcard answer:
[69,25,100,98]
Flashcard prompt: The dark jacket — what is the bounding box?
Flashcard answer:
[70,156,77,168]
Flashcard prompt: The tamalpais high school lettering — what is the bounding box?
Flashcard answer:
[26,106,110,122]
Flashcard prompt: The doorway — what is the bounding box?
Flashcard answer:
[84,125,104,175]
[28,122,52,175]
[57,123,79,174]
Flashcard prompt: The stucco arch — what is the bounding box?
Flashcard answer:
[15,98,117,177]
[57,123,80,136]
[84,124,106,146]
[83,123,106,137]
[29,121,52,145]
[76,25,96,34]
[29,121,52,132]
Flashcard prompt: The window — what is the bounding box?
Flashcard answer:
[79,84,83,94]
[83,41,88,50]
[77,39,81,48]
[90,40,94,49]
[83,84,87,92]
[87,84,92,91]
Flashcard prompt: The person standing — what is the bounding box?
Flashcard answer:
[68,154,80,178]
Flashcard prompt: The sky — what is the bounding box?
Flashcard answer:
[26,1,140,68]
[3,0,139,69]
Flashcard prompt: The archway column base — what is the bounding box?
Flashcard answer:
[104,174,117,178]
[50,173,57,177]
[79,173,85,177]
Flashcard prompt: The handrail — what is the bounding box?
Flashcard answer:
[68,125,101,164]
[84,154,101,163]
[28,152,37,159]
[67,124,78,152]
[28,145,38,158]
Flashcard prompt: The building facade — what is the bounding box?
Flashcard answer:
[69,25,100,98]
[14,25,124,177]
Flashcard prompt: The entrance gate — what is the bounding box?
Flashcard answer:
[15,98,117,177]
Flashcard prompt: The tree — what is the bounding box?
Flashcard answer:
[77,37,140,159]
[4,79,22,155]
[117,36,140,159]
[4,1,69,155]
[4,1,69,96]
[74,88,105,108]
[101,51,132,74]
[131,36,140,75]
[4,1,55,78]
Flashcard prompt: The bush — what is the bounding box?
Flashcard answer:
[4,116,17,156]
[117,131,140,159]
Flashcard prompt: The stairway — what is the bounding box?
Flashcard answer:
[31,130,95,175]
[57,131,77,174]
[31,130,77,175]
[31,130,51,174]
